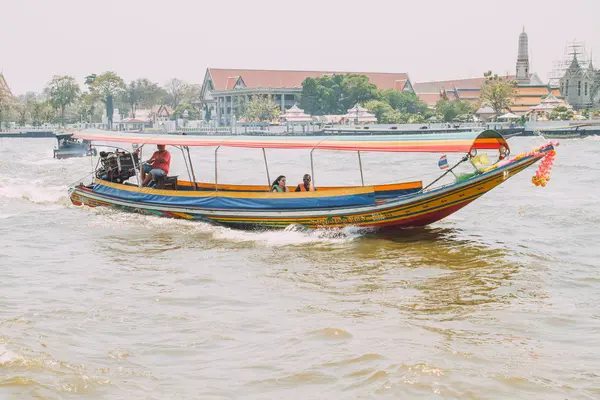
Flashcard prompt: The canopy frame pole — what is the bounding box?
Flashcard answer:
[177,146,193,187]
[137,146,143,188]
[357,150,364,186]
[262,148,271,189]
[185,146,198,191]
[422,156,468,192]
[310,148,316,188]
[214,146,220,191]
[129,148,141,188]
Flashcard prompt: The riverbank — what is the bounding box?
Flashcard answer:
[0,130,55,138]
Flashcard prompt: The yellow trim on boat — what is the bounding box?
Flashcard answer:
[177,180,423,192]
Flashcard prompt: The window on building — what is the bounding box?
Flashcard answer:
[566,80,569,96]
[578,81,581,96]
[585,82,588,96]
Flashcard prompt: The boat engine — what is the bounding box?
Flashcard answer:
[96,151,139,183]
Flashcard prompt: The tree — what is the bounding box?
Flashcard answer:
[380,90,428,115]
[549,106,574,121]
[29,94,49,126]
[339,74,379,111]
[0,89,13,129]
[90,72,125,129]
[164,78,189,109]
[480,71,517,116]
[44,75,80,126]
[435,100,473,122]
[243,96,280,122]
[300,74,379,115]
[12,94,35,126]
[172,103,200,122]
[122,81,141,117]
[75,92,99,123]
[381,109,406,124]
[122,78,164,116]
[363,100,393,122]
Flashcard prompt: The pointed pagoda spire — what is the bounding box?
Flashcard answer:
[516,27,530,84]
[589,50,594,70]
[569,52,580,70]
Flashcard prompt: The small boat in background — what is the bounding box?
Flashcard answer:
[536,122,600,139]
[53,133,97,159]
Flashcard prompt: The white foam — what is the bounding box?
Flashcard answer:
[583,135,600,142]
[0,344,24,366]
[87,207,367,247]
[0,182,67,204]
[212,223,368,247]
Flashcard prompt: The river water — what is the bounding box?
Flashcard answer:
[1,137,599,399]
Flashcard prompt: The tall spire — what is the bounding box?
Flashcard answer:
[516,27,530,84]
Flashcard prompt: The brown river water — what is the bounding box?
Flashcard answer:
[0,137,599,399]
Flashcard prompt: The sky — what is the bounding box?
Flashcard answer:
[1,0,598,94]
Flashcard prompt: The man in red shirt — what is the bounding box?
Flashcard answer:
[142,144,171,186]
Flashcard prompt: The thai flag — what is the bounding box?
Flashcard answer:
[438,154,449,170]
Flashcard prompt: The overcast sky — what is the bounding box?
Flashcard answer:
[1,0,598,94]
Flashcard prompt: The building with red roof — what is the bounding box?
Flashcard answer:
[200,68,413,125]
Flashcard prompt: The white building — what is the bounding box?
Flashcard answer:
[560,54,599,110]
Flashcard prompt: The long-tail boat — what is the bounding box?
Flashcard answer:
[68,129,557,231]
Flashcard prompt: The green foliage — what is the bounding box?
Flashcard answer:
[300,74,379,115]
[380,90,428,115]
[12,93,36,126]
[300,74,431,122]
[363,100,392,122]
[435,100,473,122]
[243,96,280,122]
[164,78,194,109]
[172,103,199,120]
[480,71,517,116]
[549,106,574,121]
[75,92,99,123]
[91,72,125,128]
[44,75,80,126]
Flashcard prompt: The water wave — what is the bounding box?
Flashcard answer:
[86,207,368,247]
[0,182,68,204]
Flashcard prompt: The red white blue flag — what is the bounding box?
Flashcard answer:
[438,154,449,170]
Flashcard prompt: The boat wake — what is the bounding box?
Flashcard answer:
[86,207,368,247]
[0,179,68,204]
[212,223,369,247]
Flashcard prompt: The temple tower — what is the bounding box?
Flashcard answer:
[516,27,530,84]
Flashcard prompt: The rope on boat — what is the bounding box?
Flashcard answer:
[422,156,469,191]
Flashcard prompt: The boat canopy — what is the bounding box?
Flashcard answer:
[72,129,509,154]
[55,133,75,140]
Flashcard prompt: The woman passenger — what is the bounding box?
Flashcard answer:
[271,175,289,192]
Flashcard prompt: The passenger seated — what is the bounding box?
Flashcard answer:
[271,175,289,192]
[295,174,316,192]
[142,144,171,187]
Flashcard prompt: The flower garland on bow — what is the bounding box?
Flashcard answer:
[529,141,559,187]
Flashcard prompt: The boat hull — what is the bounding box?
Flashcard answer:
[69,152,544,231]
[54,148,97,159]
